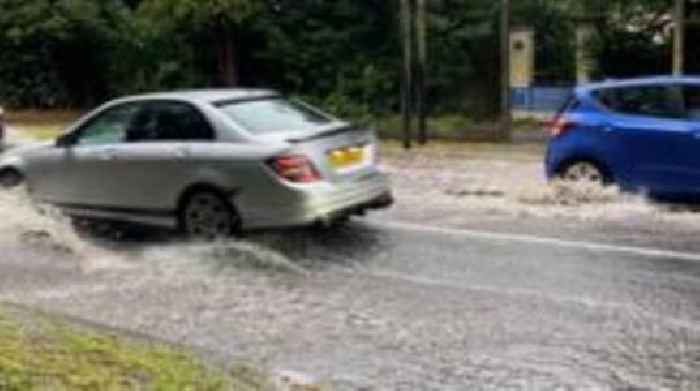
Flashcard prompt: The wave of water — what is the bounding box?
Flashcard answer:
[385,157,700,230]
[0,189,134,272]
[0,188,315,275]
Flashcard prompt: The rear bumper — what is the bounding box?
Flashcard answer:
[240,172,393,229]
[544,143,558,180]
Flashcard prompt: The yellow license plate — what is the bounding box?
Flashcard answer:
[328,146,366,169]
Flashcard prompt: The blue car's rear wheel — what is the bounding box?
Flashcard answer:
[559,161,608,185]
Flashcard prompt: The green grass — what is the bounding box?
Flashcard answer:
[4,110,81,127]
[374,114,477,140]
[0,307,276,391]
[4,110,77,141]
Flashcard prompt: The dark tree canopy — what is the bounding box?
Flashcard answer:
[0,0,687,119]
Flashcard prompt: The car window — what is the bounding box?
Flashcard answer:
[555,94,580,116]
[126,101,214,142]
[684,86,700,121]
[215,98,332,134]
[596,85,684,119]
[77,103,141,146]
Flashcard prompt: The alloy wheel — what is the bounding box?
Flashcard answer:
[0,170,22,188]
[182,192,239,241]
[560,162,605,185]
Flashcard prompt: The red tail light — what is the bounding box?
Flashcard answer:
[547,116,576,137]
[268,155,321,183]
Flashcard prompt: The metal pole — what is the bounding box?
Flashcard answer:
[400,0,414,150]
[674,0,685,75]
[500,0,512,141]
[416,0,428,145]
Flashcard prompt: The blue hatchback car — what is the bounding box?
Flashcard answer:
[545,76,700,201]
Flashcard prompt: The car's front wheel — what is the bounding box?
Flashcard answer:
[179,190,241,241]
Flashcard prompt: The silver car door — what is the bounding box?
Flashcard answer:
[28,103,143,207]
[104,100,217,211]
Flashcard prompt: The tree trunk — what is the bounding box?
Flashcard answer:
[673,0,685,76]
[217,22,238,87]
[400,0,414,150]
[500,0,512,142]
[415,0,428,145]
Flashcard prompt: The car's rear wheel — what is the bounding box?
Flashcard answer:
[180,190,241,241]
[0,169,23,189]
[559,161,607,185]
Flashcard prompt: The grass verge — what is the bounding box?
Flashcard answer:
[12,125,65,140]
[0,305,274,390]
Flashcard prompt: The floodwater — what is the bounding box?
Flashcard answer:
[2,152,700,389]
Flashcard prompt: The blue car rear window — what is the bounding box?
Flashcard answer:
[684,86,700,120]
[593,85,685,119]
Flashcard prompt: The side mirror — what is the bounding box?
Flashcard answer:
[55,134,76,148]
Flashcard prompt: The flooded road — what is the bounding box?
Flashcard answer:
[2,144,700,389]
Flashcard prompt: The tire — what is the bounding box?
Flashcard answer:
[179,190,241,241]
[70,217,126,240]
[0,169,23,189]
[558,161,608,186]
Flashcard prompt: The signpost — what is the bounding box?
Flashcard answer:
[400,0,413,150]
[416,0,427,145]
[400,0,428,149]
[500,0,512,141]
[674,0,686,75]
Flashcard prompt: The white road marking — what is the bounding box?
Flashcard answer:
[370,220,700,262]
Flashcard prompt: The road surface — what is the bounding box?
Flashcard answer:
[1,142,700,389]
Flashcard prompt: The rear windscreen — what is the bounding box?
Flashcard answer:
[593,86,685,119]
[551,94,579,120]
[215,98,333,134]
[684,86,700,120]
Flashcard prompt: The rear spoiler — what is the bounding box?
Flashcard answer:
[286,125,361,143]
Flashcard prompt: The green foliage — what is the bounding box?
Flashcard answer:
[0,0,137,107]
[374,114,476,139]
[253,0,400,120]
[0,0,686,119]
[587,0,675,78]
[138,0,261,26]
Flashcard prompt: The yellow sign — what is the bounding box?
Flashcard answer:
[510,29,535,88]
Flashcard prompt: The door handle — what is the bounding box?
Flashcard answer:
[601,123,616,133]
[99,148,117,160]
[175,146,191,158]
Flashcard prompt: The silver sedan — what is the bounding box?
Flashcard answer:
[0,90,393,239]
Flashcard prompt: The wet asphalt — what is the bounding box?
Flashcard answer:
[1,211,700,390]
[1,141,700,389]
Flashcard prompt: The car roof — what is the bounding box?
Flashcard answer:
[119,88,280,104]
[579,76,700,93]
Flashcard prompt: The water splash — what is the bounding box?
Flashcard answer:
[141,241,308,275]
[0,189,130,273]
